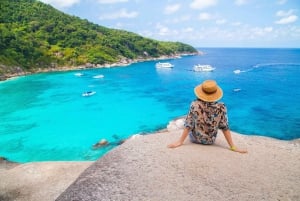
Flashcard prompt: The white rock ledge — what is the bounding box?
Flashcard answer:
[1,117,299,201]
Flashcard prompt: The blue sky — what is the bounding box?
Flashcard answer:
[39,0,300,48]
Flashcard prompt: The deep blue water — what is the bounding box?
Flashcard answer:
[0,48,299,162]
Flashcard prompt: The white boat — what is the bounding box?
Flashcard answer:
[155,62,174,68]
[233,88,242,92]
[233,69,241,74]
[93,74,104,79]
[82,91,96,97]
[74,72,84,76]
[193,64,215,72]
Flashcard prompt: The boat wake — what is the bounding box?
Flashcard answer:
[233,69,251,74]
[93,74,104,79]
[253,62,300,68]
[234,62,300,74]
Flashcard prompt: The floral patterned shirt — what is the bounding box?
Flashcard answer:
[184,99,229,145]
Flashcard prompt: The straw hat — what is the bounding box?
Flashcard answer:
[194,80,223,102]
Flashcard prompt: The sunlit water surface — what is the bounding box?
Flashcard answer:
[1,48,299,162]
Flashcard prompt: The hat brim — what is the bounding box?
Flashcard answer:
[194,84,223,102]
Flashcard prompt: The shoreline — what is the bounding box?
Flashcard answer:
[1,116,299,165]
[0,52,199,82]
[1,116,300,165]
[0,129,300,201]
[1,118,300,200]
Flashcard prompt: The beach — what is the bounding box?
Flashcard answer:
[1,118,299,201]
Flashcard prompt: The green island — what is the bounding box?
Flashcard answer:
[0,0,198,81]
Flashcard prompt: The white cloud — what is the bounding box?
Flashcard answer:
[190,0,217,10]
[39,0,79,8]
[153,23,181,37]
[155,23,170,36]
[165,15,191,24]
[235,0,247,6]
[198,12,213,20]
[99,8,138,20]
[277,0,287,5]
[289,26,300,37]
[141,22,298,47]
[270,26,300,40]
[251,26,273,37]
[187,25,276,45]
[275,9,298,24]
[97,0,128,4]
[275,15,298,24]
[232,22,242,26]
[182,27,194,33]
[264,27,273,32]
[164,4,181,15]
[216,19,227,25]
[276,9,296,17]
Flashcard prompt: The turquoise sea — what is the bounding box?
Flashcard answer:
[1,48,300,162]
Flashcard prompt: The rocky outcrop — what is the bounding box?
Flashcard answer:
[0,157,19,170]
[56,129,300,201]
[1,118,299,201]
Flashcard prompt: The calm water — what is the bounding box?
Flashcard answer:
[1,48,299,162]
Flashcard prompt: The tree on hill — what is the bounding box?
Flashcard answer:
[0,0,198,78]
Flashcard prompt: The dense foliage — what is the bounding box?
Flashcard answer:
[0,0,197,77]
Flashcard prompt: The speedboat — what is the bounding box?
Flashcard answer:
[82,91,96,97]
[93,74,104,79]
[155,62,174,68]
[233,69,241,74]
[193,64,215,72]
[233,88,242,92]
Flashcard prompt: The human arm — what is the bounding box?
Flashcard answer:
[218,103,247,153]
[167,127,190,148]
[222,129,248,153]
